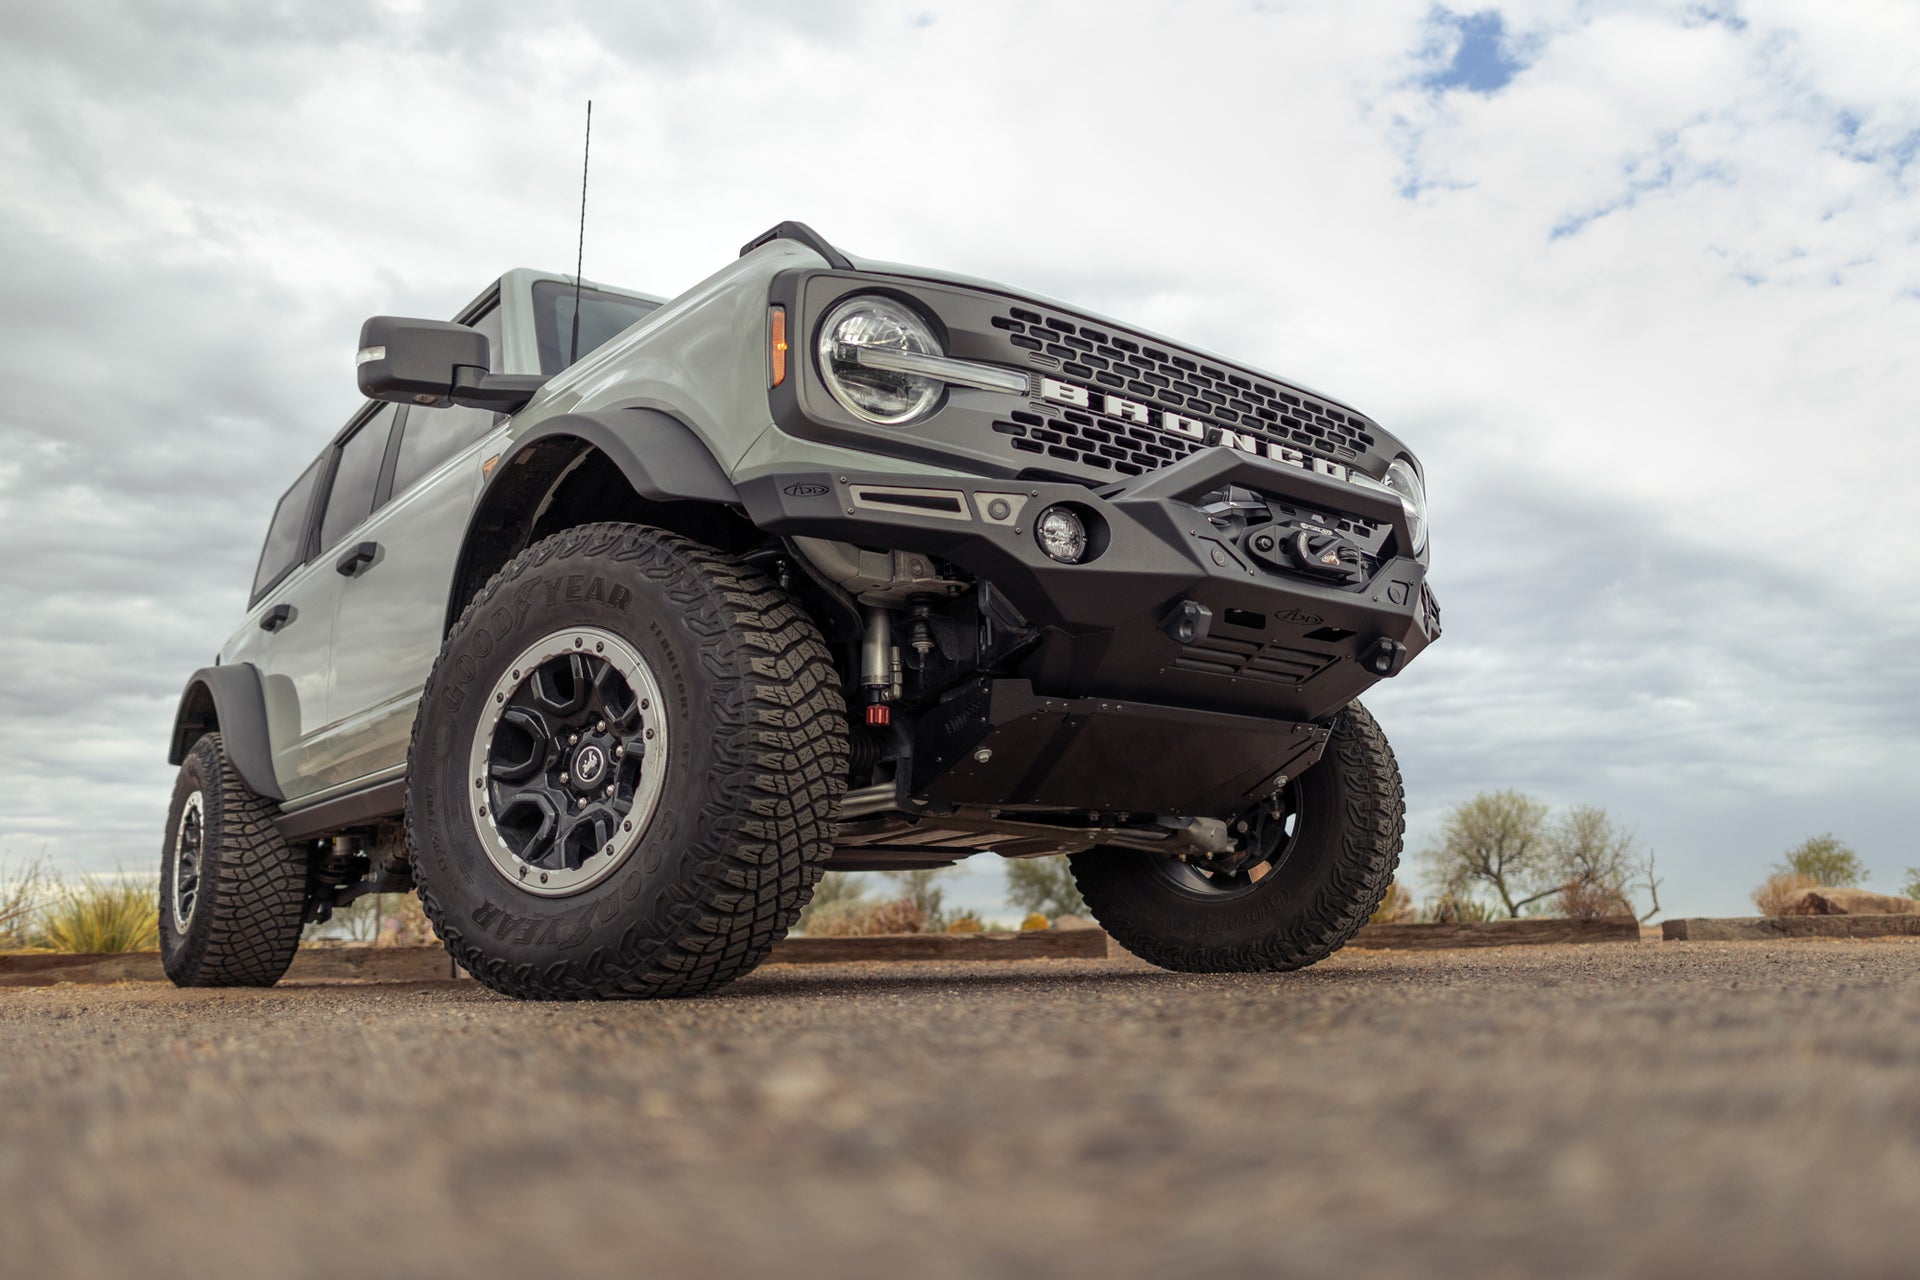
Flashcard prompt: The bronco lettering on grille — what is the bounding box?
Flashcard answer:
[1040,376,1354,484]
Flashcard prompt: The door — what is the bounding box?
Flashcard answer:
[221,454,341,802]
[312,420,502,788]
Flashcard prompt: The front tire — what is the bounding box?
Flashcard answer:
[1069,701,1404,973]
[159,733,309,987]
[407,522,848,1000]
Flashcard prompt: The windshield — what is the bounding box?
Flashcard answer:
[532,280,660,374]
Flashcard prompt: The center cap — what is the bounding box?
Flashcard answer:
[572,744,607,786]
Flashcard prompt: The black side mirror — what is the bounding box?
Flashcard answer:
[356,316,546,413]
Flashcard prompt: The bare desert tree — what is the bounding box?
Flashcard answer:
[1427,794,1662,922]
[1424,790,1557,918]
[1552,806,1661,922]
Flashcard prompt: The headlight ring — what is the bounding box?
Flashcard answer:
[816,296,945,426]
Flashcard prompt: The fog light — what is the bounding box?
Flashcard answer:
[1035,506,1088,563]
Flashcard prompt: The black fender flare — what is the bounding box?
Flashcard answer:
[167,664,285,803]
[444,408,741,634]
[506,409,739,507]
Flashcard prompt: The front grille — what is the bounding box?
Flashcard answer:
[1172,636,1337,686]
[993,405,1192,477]
[989,304,1378,468]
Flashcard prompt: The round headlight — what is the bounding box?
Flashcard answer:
[1035,506,1089,563]
[1384,458,1428,553]
[817,296,944,426]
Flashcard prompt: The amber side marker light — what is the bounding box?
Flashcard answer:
[769,306,788,387]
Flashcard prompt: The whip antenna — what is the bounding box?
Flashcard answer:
[569,100,592,365]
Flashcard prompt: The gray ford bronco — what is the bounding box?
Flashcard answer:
[161,221,1438,998]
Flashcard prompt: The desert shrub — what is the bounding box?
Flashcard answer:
[882,868,950,931]
[1904,868,1920,901]
[37,875,159,954]
[1775,834,1866,888]
[1753,871,1816,916]
[797,872,870,933]
[1557,878,1634,920]
[1019,912,1050,931]
[1420,893,1497,923]
[1369,880,1415,924]
[1005,856,1087,918]
[376,893,438,946]
[803,896,925,937]
[946,913,983,934]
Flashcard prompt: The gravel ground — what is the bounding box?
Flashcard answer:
[3,940,1918,1279]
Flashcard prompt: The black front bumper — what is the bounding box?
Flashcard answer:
[738,447,1439,725]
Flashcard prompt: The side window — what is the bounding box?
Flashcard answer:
[251,456,326,601]
[318,405,399,551]
[390,304,503,497]
[533,281,659,373]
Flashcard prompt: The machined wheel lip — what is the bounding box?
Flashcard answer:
[468,625,669,899]
[171,789,204,928]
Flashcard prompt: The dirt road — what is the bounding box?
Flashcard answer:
[4,940,1918,1279]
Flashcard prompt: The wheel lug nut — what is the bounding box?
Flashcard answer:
[614,746,623,758]
[559,772,569,784]
[569,734,579,745]
[518,866,527,878]
[604,785,614,795]
[577,798,587,809]
[540,873,549,883]
[596,720,606,732]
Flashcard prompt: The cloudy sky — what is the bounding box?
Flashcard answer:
[1,0,1915,920]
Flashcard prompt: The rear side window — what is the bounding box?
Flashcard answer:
[319,405,399,550]
[390,304,503,497]
[252,456,326,601]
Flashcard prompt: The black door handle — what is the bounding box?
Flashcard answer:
[259,603,295,633]
[335,541,379,577]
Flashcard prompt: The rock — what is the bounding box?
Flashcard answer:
[1049,914,1100,932]
[1782,887,1920,916]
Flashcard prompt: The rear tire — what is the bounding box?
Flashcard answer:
[1069,701,1404,973]
[406,522,848,1000]
[159,733,309,987]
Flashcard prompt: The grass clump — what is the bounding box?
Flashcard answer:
[1,851,52,949]
[37,875,160,954]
